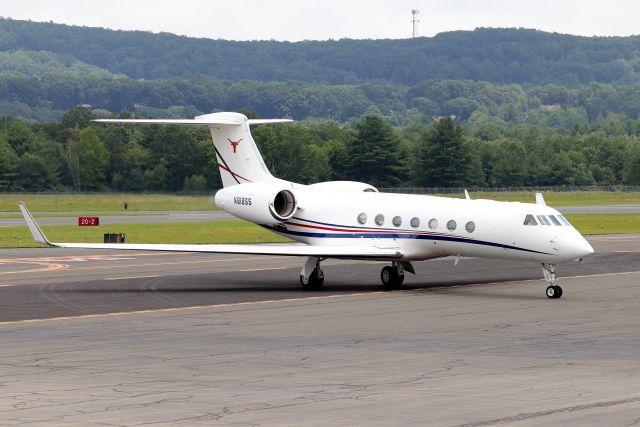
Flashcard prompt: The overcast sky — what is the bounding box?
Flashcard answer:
[2,0,639,41]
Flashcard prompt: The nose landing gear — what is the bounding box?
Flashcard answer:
[542,263,563,299]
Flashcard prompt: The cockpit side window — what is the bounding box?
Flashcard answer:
[524,214,538,226]
[549,215,562,226]
[558,215,570,226]
[537,215,551,225]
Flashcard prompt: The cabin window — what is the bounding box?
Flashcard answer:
[549,215,562,226]
[375,214,385,226]
[392,216,402,227]
[465,221,476,233]
[447,219,457,231]
[410,217,420,228]
[558,215,570,226]
[537,215,551,226]
[428,218,438,229]
[524,214,538,226]
[357,213,367,224]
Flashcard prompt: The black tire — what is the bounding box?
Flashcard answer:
[396,270,405,286]
[381,266,395,288]
[301,268,324,290]
[555,285,563,298]
[546,285,556,299]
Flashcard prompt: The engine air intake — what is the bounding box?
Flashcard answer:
[270,190,297,221]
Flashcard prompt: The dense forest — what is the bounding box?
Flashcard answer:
[2,19,640,124]
[3,19,640,86]
[1,107,639,192]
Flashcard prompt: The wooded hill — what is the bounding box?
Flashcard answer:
[2,18,640,85]
[2,18,640,124]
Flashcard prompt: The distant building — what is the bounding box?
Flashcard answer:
[540,104,561,112]
[78,104,94,109]
[432,115,457,122]
[133,103,145,109]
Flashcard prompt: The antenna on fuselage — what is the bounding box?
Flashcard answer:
[536,193,546,206]
[464,189,471,200]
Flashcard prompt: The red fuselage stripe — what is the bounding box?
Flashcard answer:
[217,163,252,182]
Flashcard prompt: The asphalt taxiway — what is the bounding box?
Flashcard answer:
[0,235,638,425]
[0,203,638,226]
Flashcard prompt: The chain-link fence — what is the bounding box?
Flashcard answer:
[378,186,640,194]
[3,185,640,196]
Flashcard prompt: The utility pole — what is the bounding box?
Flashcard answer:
[411,10,420,38]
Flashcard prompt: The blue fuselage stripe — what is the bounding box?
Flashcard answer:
[261,224,553,256]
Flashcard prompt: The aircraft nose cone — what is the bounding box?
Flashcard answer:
[569,237,594,259]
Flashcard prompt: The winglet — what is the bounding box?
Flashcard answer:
[535,193,546,206]
[464,189,471,200]
[18,202,53,246]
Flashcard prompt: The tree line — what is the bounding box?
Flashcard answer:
[1,107,639,192]
[5,72,640,128]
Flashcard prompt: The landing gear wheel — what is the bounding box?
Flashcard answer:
[300,268,324,290]
[546,286,556,298]
[381,266,394,288]
[546,285,562,299]
[381,266,404,289]
[555,285,563,298]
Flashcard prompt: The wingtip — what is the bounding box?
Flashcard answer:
[18,202,53,246]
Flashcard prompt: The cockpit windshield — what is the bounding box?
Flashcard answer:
[525,214,572,227]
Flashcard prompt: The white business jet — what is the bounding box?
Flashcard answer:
[19,112,594,298]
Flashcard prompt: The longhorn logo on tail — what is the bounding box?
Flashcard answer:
[228,139,243,153]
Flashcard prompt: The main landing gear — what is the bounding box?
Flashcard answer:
[300,258,416,290]
[380,261,414,289]
[542,263,563,299]
[300,256,324,290]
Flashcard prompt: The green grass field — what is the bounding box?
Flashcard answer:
[0,193,217,212]
[1,214,638,248]
[2,191,640,213]
[565,214,640,235]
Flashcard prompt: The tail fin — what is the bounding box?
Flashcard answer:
[94,112,292,187]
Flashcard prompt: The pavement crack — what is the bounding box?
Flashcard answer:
[455,395,640,427]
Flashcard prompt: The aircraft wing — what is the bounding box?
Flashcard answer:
[18,203,402,259]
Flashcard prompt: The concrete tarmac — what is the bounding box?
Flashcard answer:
[0,235,638,425]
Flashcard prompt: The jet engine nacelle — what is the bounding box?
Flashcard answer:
[214,183,298,224]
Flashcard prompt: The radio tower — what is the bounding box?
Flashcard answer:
[411,9,420,38]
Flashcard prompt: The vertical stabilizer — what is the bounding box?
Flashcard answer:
[198,112,275,187]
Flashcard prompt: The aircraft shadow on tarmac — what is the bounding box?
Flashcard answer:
[57,272,541,295]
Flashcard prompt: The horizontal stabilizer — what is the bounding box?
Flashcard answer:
[94,118,241,126]
[93,118,293,127]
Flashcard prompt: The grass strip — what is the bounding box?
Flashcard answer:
[1,192,640,212]
[565,214,640,235]
[0,193,217,212]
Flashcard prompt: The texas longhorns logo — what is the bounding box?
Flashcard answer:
[228,139,243,154]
